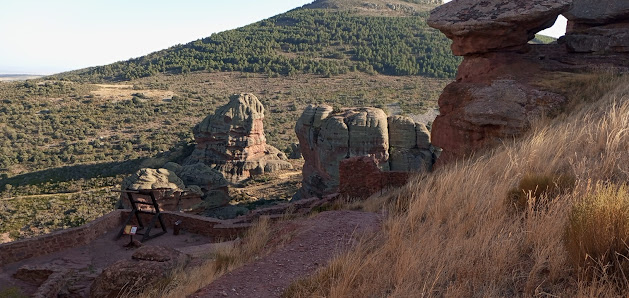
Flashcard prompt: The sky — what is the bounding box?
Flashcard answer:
[0,0,567,75]
[0,0,313,75]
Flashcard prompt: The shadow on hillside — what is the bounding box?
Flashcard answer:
[0,159,149,187]
[0,144,196,188]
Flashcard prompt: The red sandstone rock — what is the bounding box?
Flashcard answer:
[427,0,575,166]
[428,0,571,56]
[187,93,292,182]
[339,156,411,199]
[432,80,566,165]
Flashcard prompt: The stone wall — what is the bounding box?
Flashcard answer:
[0,210,252,266]
[128,211,250,240]
[339,156,411,199]
[0,211,124,266]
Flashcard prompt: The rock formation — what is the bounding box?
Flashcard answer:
[425,1,582,165]
[121,168,185,192]
[295,105,435,198]
[120,165,228,211]
[429,1,571,56]
[561,0,629,53]
[187,93,292,182]
[427,0,629,166]
[90,246,189,298]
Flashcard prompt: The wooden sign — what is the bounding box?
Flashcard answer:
[123,225,138,235]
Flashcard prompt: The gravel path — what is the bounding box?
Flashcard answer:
[190,210,380,298]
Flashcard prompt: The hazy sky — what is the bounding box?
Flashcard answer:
[0,0,567,75]
[0,0,313,74]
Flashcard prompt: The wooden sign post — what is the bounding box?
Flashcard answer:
[123,225,138,247]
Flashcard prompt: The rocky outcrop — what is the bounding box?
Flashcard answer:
[295,105,435,198]
[561,0,629,53]
[428,0,572,56]
[121,168,185,193]
[427,0,574,165]
[187,93,292,182]
[90,246,189,298]
[427,0,629,166]
[388,115,433,172]
[120,165,228,211]
[432,80,567,161]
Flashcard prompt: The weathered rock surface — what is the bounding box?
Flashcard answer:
[187,93,292,182]
[296,106,435,198]
[428,0,629,166]
[427,0,573,166]
[174,162,228,193]
[432,80,566,163]
[121,168,184,192]
[90,246,189,298]
[563,0,629,25]
[288,142,302,159]
[120,164,228,211]
[428,0,572,55]
[339,156,412,199]
[562,0,629,53]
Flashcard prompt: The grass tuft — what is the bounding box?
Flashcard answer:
[506,173,576,212]
[565,183,629,286]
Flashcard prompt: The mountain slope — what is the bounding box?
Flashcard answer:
[56,0,459,82]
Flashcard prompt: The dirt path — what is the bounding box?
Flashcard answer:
[190,210,380,298]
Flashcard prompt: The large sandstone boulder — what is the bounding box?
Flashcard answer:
[187,93,292,182]
[121,168,184,192]
[561,0,629,53]
[563,0,629,25]
[432,80,566,164]
[119,165,226,211]
[175,162,228,193]
[427,0,571,166]
[428,0,572,55]
[296,106,435,198]
[119,168,184,210]
[90,246,189,298]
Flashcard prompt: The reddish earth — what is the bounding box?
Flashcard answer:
[0,229,214,297]
[191,210,380,298]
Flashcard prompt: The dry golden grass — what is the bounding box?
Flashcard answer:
[136,217,273,298]
[285,74,629,297]
[566,183,629,287]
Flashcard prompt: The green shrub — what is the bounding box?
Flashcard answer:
[565,184,629,282]
[0,287,27,298]
[506,173,576,212]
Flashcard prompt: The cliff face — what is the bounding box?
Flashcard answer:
[295,105,434,198]
[187,93,292,182]
[427,0,629,166]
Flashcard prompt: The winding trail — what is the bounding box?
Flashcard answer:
[190,210,380,298]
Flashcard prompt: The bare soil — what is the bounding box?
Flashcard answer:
[0,228,215,297]
[191,210,380,298]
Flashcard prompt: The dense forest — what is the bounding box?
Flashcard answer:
[56,9,461,82]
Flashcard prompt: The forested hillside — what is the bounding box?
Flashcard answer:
[56,7,460,82]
